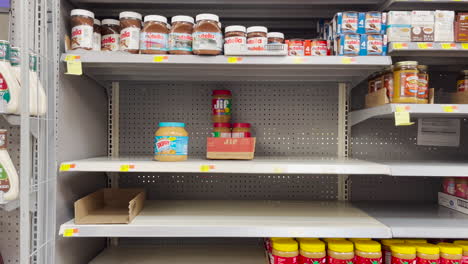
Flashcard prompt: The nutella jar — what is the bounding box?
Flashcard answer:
[140,15,169,54]
[169,15,194,54]
[247,26,268,51]
[225,25,246,46]
[119,11,142,54]
[193,13,223,55]
[101,19,120,51]
[267,32,284,44]
[92,19,101,51]
[70,9,95,50]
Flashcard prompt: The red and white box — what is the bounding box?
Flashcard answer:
[206,137,256,160]
[438,192,468,215]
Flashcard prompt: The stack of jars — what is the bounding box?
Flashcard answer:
[367,61,430,104]
[211,90,251,138]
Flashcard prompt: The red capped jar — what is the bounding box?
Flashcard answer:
[212,90,232,123]
[101,19,120,51]
[225,25,247,46]
[232,123,251,138]
[247,26,268,51]
[212,123,231,138]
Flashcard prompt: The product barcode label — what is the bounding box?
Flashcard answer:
[266,44,284,51]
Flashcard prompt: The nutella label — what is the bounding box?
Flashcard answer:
[140,32,169,51]
[169,33,193,52]
[273,255,298,264]
[101,34,120,51]
[298,256,326,264]
[92,32,101,51]
[120,27,140,51]
[328,256,354,264]
[193,32,223,51]
[366,12,382,34]
[392,256,416,264]
[288,40,304,56]
[225,36,246,45]
[342,12,359,33]
[311,40,328,56]
[366,35,383,55]
[71,25,93,49]
[356,256,382,264]
[416,257,440,264]
[340,34,360,55]
[247,37,267,51]
[0,164,10,194]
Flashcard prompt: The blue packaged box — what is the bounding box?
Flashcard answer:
[358,12,383,34]
[337,33,361,56]
[334,12,360,34]
[359,34,387,56]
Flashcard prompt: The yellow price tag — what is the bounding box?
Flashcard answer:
[392,43,407,50]
[227,57,242,63]
[441,43,456,49]
[200,165,215,172]
[394,112,414,126]
[462,43,468,50]
[120,165,135,172]
[341,57,356,64]
[417,43,431,49]
[273,167,285,173]
[65,60,82,75]
[395,105,411,112]
[442,105,458,113]
[65,55,80,61]
[293,57,305,64]
[59,164,75,171]
[153,56,168,62]
[63,228,78,237]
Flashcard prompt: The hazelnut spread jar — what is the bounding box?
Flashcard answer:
[169,15,194,54]
[70,9,95,50]
[268,32,284,44]
[92,19,101,51]
[247,26,268,51]
[212,90,232,123]
[101,19,120,51]
[119,11,142,54]
[140,15,169,54]
[193,13,223,55]
[225,25,247,46]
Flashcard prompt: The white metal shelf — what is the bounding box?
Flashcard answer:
[381,0,468,11]
[61,51,391,85]
[383,161,468,177]
[350,104,468,126]
[59,200,392,238]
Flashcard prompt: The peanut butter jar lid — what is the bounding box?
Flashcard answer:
[267,32,284,39]
[171,15,194,24]
[225,25,246,33]
[119,11,142,21]
[94,19,101,25]
[144,15,168,24]
[196,13,219,22]
[102,19,120,26]
[247,26,268,34]
[71,9,95,19]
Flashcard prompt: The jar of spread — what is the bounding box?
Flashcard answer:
[272,238,299,264]
[119,11,142,54]
[232,123,251,138]
[381,240,405,264]
[212,90,232,123]
[93,19,101,51]
[169,15,194,54]
[267,32,284,44]
[457,70,468,92]
[299,239,326,264]
[247,26,268,51]
[212,123,231,138]
[328,240,355,264]
[438,243,463,264]
[154,122,188,162]
[225,25,247,46]
[70,9,95,50]
[267,238,285,264]
[453,241,468,264]
[391,244,416,264]
[140,15,169,54]
[355,241,382,264]
[415,243,440,264]
[455,177,468,199]
[101,19,120,51]
[393,61,419,104]
[417,65,429,104]
[193,13,222,55]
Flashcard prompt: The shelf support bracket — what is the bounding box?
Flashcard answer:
[338,82,350,201]
[108,81,120,247]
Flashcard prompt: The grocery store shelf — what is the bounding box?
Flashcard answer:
[356,202,468,238]
[380,0,468,11]
[62,51,391,85]
[389,42,468,57]
[383,161,468,177]
[0,200,19,212]
[90,245,266,264]
[59,156,390,175]
[350,104,468,126]
[1,114,40,138]
[59,200,392,238]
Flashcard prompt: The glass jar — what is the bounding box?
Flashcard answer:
[119,11,142,54]
[417,65,429,104]
[272,239,299,264]
[225,25,247,46]
[267,32,285,44]
[70,9,95,50]
[193,13,222,55]
[438,243,463,264]
[169,15,194,55]
[101,19,121,51]
[381,240,405,264]
[383,66,394,102]
[232,123,251,138]
[457,70,468,92]
[355,241,382,264]
[391,244,416,264]
[212,90,232,123]
[93,19,101,51]
[415,243,440,264]
[299,239,326,264]
[140,15,169,54]
[453,241,468,264]
[154,122,188,162]
[247,26,268,51]
[212,123,231,138]
[393,61,419,104]
[328,241,355,264]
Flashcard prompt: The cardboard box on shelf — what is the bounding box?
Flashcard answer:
[74,188,146,224]
[455,13,468,42]
[434,10,455,42]
[451,90,468,104]
[207,137,256,160]
[411,11,435,42]
[438,192,468,215]
[365,88,390,108]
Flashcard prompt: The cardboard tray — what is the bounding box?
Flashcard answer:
[74,188,146,224]
[365,88,435,108]
[207,137,256,160]
[451,91,468,104]
[438,192,468,215]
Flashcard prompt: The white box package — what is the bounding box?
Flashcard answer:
[435,10,455,42]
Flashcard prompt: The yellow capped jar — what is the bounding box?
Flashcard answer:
[391,244,416,264]
[299,239,326,264]
[355,241,382,264]
[272,238,299,264]
[350,238,372,243]
[414,243,439,264]
[382,240,406,264]
[328,240,355,264]
[438,243,462,264]
[406,240,428,244]
[154,122,189,162]
[453,241,468,264]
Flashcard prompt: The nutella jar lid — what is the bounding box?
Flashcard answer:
[195,13,219,22]
[94,19,101,25]
[247,26,267,34]
[144,15,168,24]
[171,15,194,24]
[225,25,246,33]
[102,19,120,26]
[119,11,142,20]
[267,32,284,39]
[70,9,95,19]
